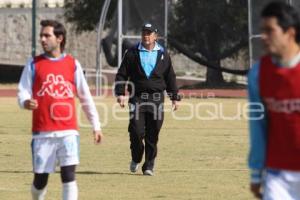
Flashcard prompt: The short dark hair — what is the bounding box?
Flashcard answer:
[261,1,300,42]
[40,19,67,52]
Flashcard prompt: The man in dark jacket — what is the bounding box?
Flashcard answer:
[115,23,180,176]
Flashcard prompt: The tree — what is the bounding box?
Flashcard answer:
[64,0,117,33]
[64,0,249,86]
[169,0,249,86]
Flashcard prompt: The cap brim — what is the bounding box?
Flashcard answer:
[142,28,156,32]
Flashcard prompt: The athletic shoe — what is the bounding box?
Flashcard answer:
[130,161,139,173]
[143,170,154,176]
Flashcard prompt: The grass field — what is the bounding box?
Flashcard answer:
[0,97,254,200]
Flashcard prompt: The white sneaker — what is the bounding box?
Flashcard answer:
[143,170,154,176]
[130,161,139,173]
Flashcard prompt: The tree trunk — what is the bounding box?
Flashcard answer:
[205,60,224,87]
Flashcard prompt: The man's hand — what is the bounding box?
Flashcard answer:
[24,99,38,110]
[117,95,125,108]
[93,130,103,144]
[172,100,178,111]
[250,183,262,199]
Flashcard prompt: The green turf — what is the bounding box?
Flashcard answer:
[0,97,254,200]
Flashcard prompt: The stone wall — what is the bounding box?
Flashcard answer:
[0,7,247,84]
[0,7,202,73]
[0,7,99,69]
[0,0,64,8]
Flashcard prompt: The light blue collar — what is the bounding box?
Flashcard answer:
[42,53,66,61]
[138,42,161,51]
[272,52,300,68]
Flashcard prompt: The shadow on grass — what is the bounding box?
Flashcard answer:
[0,170,142,176]
[0,170,31,174]
[77,171,142,176]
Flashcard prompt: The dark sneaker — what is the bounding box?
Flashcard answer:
[130,161,139,173]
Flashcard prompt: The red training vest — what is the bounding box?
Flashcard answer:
[260,55,300,170]
[31,54,78,132]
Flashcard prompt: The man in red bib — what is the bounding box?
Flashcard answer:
[18,20,103,200]
[248,2,300,199]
